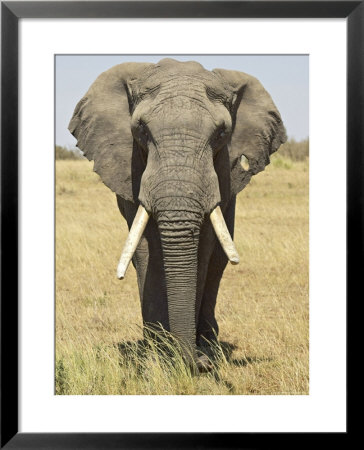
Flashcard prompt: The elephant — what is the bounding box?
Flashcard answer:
[68,58,286,372]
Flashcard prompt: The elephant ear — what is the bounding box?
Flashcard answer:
[68,62,154,202]
[212,68,287,195]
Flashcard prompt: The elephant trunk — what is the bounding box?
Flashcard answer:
[157,210,202,365]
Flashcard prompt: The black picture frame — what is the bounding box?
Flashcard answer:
[1,1,357,448]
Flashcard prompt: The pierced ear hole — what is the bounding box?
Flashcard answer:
[240,155,250,171]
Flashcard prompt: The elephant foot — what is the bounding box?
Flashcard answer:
[197,331,218,348]
[197,339,217,359]
[195,354,214,373]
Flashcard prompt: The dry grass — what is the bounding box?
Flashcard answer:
[56,153,309,395]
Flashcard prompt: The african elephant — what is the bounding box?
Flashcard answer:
[68,58,286,372]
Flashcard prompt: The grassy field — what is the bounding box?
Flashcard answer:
[56,154,309,395]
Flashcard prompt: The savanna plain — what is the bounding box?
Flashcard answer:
[56,141,309,395]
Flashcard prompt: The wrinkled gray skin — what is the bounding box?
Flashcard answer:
[69,58,286,372]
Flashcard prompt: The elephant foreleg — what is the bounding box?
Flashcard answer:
[196,196,236,346]
[116,196,169,334]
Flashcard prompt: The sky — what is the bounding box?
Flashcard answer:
[56,54,308,147]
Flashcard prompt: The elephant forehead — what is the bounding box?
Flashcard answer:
[151,79,223,119]
[150,102,216,131]
[139,65,227,96]
[152,93,208,117]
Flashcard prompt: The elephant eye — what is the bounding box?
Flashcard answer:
[213,126,227,144]
[137,122,149,141]
[133,121,151,157]
[211,126,228,159]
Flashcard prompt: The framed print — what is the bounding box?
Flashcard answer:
[1,1,358,447]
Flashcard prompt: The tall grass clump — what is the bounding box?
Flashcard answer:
[55,326,221,395]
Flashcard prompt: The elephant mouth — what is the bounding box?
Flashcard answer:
[116,204,239,280]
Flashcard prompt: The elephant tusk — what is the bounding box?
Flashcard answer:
[117,205,150,280]
[210,206,240,265]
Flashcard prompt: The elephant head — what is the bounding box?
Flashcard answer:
[69,58,286,367]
